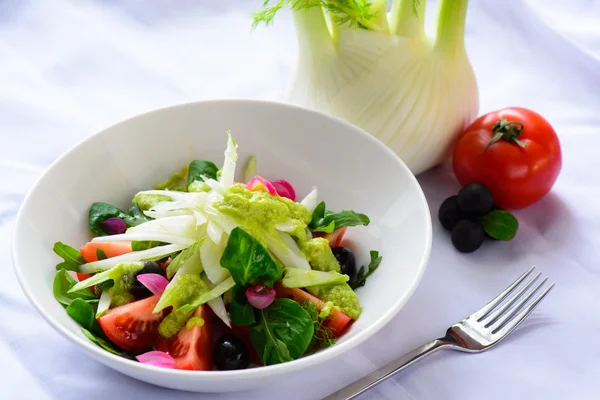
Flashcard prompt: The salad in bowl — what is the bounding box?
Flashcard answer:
[52,133,381,371]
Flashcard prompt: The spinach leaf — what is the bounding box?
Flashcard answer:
[53,242,85,271]
[89,203,150,236]
[81,328,126,356]
[249,298,314,365]
[230,286,256,326]
[188,160,219,185]
[125,204,151,226]
[89,202,129,235]
[309,201,370,233]
[53,269,98,306]
[220,227,283,287]
[66,298,95,330]
[480,210,519,241]
[350,250,383,289]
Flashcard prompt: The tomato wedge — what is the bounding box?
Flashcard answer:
[312,227,347,248]
[98,295,164,352]
[274,283,352,336]
[80,241,133,262]
[156,305,213,370]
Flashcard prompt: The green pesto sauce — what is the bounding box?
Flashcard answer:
[309,283,362,320]
[158,307,194,338]
[214,184,311,245]
[300,238,341,272]
[153,165,189,191]
[108,262,144,307]
[132,193,171,211]
[188,181,211,193]
[157,274,209,338]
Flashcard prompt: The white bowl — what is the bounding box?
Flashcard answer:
[13,99,431,392]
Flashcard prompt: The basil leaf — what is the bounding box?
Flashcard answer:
[480,210,519,241]
[309,201,370,233]
[249,298,314,365]
[220,227,283,287]
[53,269,98,306]
[188,160,219,185]
[350,250,382,290]
[230,286,256,326]
[53,242,85,271]
[66,298,95,330]
[81,328,126,356]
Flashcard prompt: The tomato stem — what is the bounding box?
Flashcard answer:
[482,119,527,152]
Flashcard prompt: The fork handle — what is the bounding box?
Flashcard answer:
[323,339,449,400]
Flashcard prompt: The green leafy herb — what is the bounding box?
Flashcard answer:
[480,210,519,241]
[96,248,107,261]
[300,301,336,350]
[66,298,96,330]
[188,160,219,185]
[220,227,283,287]
[309,201,370,234]
[230,286,256,326]
[166,241,203,279]
[81,328,126,356]
[350,250,382,289]
[252,0,380,32]
[249,298,314,365]
[125,204,151,226]
[53,269,98,306]
[89,202,149,236]
[53,242,85,271]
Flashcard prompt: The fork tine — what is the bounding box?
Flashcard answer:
[492,283,555,337]
[471,266,535,321]
[490,277,549,332]
[481,272,542,326]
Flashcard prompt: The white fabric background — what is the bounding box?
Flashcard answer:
[1,0,599,399]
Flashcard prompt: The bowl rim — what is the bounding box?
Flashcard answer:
[12,98,432,380]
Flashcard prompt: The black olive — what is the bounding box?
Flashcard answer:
[331,247,356,282]
[457,183,494,217]
[137,261,165,276]
[438,195,463,231]
[214,335,250,370]
[129,261,165,300]
[451,219,485,253]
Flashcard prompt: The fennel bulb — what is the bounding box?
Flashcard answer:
[254,0,479,174]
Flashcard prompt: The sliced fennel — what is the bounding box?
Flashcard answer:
[96,290,112,318]
[79,244,187,273]
[200,238,231,285]
[166,240,203,279]
[220,131,238,188]
[300,187,318,212]
[283,267,349,288]
[178,277,236,314]
[92,232,196,246]
[254,0,478,174]
[208,297,231,328]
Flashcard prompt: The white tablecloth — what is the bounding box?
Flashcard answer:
[1,0,599,399]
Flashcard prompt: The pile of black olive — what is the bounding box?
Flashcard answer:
[438,183,505,253]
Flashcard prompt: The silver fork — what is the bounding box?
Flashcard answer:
[324,266,555,400]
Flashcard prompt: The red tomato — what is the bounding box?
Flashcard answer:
[453,107,562,209]
[274,282,352,336]
[311,227,347,247]
[98,295,165,352]
[156,305,213,370]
